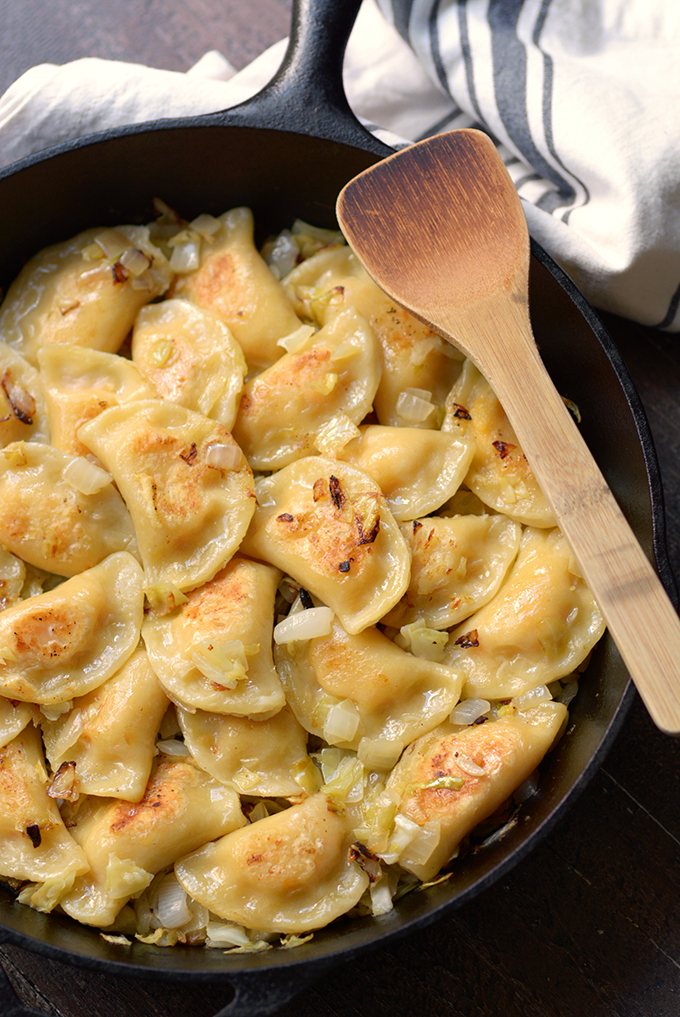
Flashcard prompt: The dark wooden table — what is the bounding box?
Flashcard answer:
[2,2,680,1015]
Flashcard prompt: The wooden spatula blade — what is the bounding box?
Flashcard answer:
[338,130,528,333]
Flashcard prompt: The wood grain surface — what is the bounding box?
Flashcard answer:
[2,3,680,1016]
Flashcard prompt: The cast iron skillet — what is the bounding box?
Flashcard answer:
[0,1,675,1015]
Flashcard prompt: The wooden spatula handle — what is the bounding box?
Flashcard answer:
[443,296,680,734]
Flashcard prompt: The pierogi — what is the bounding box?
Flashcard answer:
[0,340,50,447]
[241,456,410,634]
[0,440,136,576]
[78,400,255,591]
[0,206,604,950]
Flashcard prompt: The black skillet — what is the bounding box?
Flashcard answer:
[0,1,675,1015]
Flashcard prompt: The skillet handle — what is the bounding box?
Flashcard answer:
[0,965,43,1017]
[210,964,329,1017]
[205,0,391,155]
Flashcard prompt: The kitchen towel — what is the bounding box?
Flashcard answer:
[0,0,678,330]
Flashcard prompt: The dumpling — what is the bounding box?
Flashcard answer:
[58,755,245,927]
[275,618,463,769]
[0,340,50,446]
[78,400,255,591]
[0,726,89,910]
[0,551,144,704]
[175,793,369,933]
[171,207,302,372]
[178,704,310,796]
[0,696,33,749]
[381,702,566,880]
[0,441,136,576]
[0,225,172,366]
[444,527,605,699]
[143,556,285,716]
[241,456,410,634]
[442,359,555,527]
[336,424,474,521]
[41,647,170,802]
[37,344,156,458]
[0,546,25,610]
[131,299,247,430]
[283,245,463,425]
[382,514,522,629]
[231,307,381,469]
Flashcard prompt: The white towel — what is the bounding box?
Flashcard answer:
[0,0,677,330]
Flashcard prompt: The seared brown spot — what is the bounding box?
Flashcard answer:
[454,629,479,648]
[179,442,198,465]
[312,478,326,502]
[1,370,36,426]
[450,403,472,420]
[329,475,344,510]
[349,842,381,883]
[25,824,41,848]
[355,512,380,546]
[111,262,129,284]
[492,440,516,459]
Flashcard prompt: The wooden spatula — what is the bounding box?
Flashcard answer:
[337,128,680,735]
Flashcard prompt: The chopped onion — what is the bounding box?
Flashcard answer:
[206,922,251,947]
[189,213,221,239]
[399,821,441,867]
[323,700,360,745]
[169,241,201,274]
[63,456,113,495]
[396,389,437,424]
[324,755,364,803]
[450,698,491,725]
[119,247,151,277]
[94,229,129,260]
[205,442,242,471]
[395,621,448,662]
[159,706,181,740]
[190,639,253,687]
[264,229,299,279]
[380,814,420,864]
[330,340,360,362]
[315,746,346,783]
[513,770,540,803]
[369,877,394,916]
[248,801,270,824]
[313,412,361,455]
[455,753,486,777]
[40,701,72,721]
[291,756,322,794]
[81,242,105,261]
[273,606,334,644]
[2,443,27,467]
[514,685,552,711]
[307,372,338,395]
[555,680,579,707]
[276,324,315,353]
[156,738,190,757]
[150,338,173,367]
[145,581,188,614]
[291,219,344,246]
[233,766,263,791]
[155,876,193,929]
[358,737,401,772]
